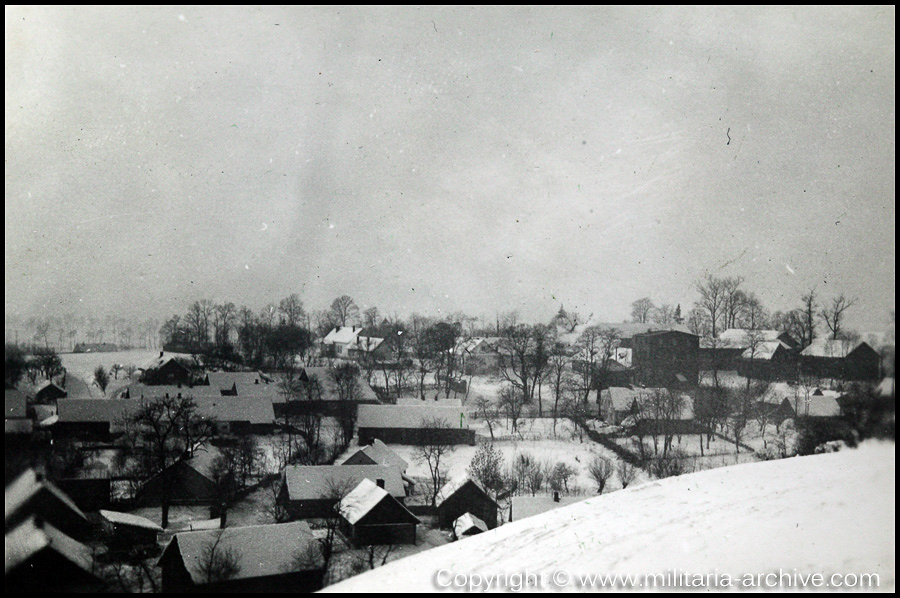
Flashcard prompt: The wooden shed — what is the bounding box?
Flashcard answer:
[436,478,498,530]
[337,478,420,545]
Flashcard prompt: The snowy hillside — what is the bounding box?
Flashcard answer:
[324,442,895,592]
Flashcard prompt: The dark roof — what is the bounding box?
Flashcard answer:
[343,439,409,472]
[5,469,89,525]
[56,397,273,426]
[436,478,497,508]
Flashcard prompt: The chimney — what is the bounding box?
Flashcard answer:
[376,479,385,489]
[159,351,164,358]
[165,392,169,399]
[553,491,560,503]
[255,378,259,384]
[177,392,182,399]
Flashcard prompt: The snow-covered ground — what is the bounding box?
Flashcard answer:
[325,441,895,592]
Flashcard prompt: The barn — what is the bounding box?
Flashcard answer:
[800,339,881,381]
[100,509,163,548]
[34,381,67,403]
[157,521,324,593]
[435,478,499,530]
[357,404,475,445]
[135,453,220,507]
[337,478,420,545]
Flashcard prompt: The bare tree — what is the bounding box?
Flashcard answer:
[198,531,241,585]
[119,395,215,528]
[617,459,637,489]
[631,297,655,323]
[473,395,500,441]
[329,362,362,449]
[587,454,614,494]
[418,417,456,507]
[278,294,306,328]
[798,288,818,348]
[695,274,730,339]
[652,304,676,326]
[819,294,858,340]
[330,295,360,327]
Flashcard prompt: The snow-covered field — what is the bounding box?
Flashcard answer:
[326,441,895,592]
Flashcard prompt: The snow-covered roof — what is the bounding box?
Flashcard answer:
[601,387,643,412]
[351,336,385,353]
[57,397,274,425]
[719,329,790,349]
[800,338,869,358]
[799,395,842,418]
[140,353,186,371]
[323,326,364,345]
[453,512,488,537]
[740,340,791,360]
[4,517,94,576]
[100,510,164,532]
[5,469,88,524]
[337,478,390,525]
[324,442,895,592]
[284,464,406,500]
[875,377,895,398]
[358,404,470,430]
[161,521,321,584]
[343,439,409,472]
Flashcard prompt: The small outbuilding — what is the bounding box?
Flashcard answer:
[435,478,499,530]
[100,509,163,548]
[337,478,420,545]
[451,512,488,540]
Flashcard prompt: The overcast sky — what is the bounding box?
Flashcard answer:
[5,6,895,332]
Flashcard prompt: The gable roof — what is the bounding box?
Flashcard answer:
[323,326,364,345]
[452,512,488,536]
[358,404,470,430]
[100,510,164,532]
[161,521,321,584]
[56,397,273,426]
[344,439,408,472]
[284,465,406,500]
[719,329,792,349]
[741,340,792,360]
[601,387,643,412]
[140,353,189,372]
[56,399,142,424]
[800,339,873,358]
[4,517,95,576]
[335,478,419,526]
[436,478,496,508]
[5,469,88,526]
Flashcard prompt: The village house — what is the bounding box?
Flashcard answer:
[157,521,325,593]
[135,451,221,508]
[4,516,104,593]
[140,352,193,385]
[435,478,499,530]
[5,469,93,543]
[701,329,799,371]
[800,339,881,381]
[597,386,643,425]
[336,478,420,545]
[281,464,407,520]
[342,438,416,494]
[631,329,700,388]
[451,512,489,540]
[357,404,476,445]
[99,509,163,549]
[738,339,797,381]
[452,337,503,374]
[34,380,67,403]
[347,334,393,361]
[54,396,275,439]
[321,325,366,358]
